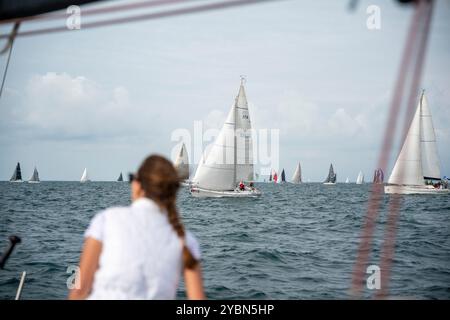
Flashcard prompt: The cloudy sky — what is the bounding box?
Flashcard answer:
[0,0,449,181]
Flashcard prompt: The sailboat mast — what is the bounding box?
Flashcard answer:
[233,94,237,187]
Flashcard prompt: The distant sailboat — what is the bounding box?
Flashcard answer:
[190,78,261,197]
[373,168,384,184]
[291,163,302,183]
[80,168,90,183]
[281,169,286,183]
[117,172,123,182]
[9,162,23,183]
[345,177,350,183]
[28,167,40,183]
[356,171,364,185]
[323,163,336,185]
[273,170,278,183]
[174,142,190,183]
[269,171,272,182]
[385,91,448,194]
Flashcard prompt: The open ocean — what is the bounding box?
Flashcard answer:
[0,181,449,300]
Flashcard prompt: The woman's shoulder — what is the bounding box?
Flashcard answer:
[84,206,130,241]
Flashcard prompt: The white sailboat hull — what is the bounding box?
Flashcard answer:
[9,180,23,183]
[28,181,40,184]
[190,186,262,198]
[384,184,449,194]
[180,180,191,187]
[323,182,336,185]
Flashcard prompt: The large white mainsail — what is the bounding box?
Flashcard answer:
[387,99,423,186]
[420,92,441,180]
[291,163,302,183]
[174,142,190,180]
[80,168,90,183]
[192,80,254,191]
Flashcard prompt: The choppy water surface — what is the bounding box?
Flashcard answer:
[0,182,449,299]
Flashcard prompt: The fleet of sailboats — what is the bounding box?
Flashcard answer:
[356,171,364,185]
[190,79,261,197]
[323,164,337,185]
[385,92,448,194]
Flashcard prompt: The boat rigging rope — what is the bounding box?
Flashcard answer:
[0,22,20,100]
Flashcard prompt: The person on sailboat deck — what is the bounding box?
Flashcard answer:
[68,155,205,300]
[239,181,245,191]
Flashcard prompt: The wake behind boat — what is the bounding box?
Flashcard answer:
[190,78,261,198]
[9,162,23,183]
[385,91,449,194]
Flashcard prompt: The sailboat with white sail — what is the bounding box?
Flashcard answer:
[323,164,336,185]
[190,78,261,197]
[385,91,449,194]
[117,172,123,182]
[174,142,190,185]
[291,163,302,183]
[28,167,40,183]
[345,177,350,183]
[80,168,90,183]
[356,171,364,185]
[9,162,23,183]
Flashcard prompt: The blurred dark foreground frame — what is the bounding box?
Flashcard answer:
[0,300,446,318]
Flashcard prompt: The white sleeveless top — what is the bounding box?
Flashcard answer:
[84,198,201,300]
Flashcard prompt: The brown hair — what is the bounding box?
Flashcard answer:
[136,154,198,270]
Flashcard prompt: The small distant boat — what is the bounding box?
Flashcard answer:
[373,168,384,184]
[323,163,336,185]
[291,163,302,183]
[117,172,123,182]
[28,167,40,183]
[190,78,261,197]
[273,170,278,184]
[269,171,272,182]
[385,91,449,194]
[9,162,23,183]
[174,142,190,185]
[80,168,90,183]
[345,177,350,183]
[280,169,286,183]
[356,171,364,184]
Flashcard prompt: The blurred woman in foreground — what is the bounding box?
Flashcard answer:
[69,155,205,299]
